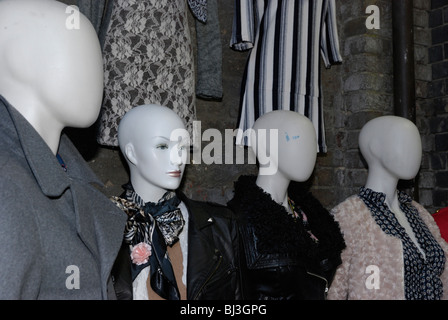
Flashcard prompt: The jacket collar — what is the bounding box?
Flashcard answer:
[228,175,345,261]
[359,186,413,207]
[1,95,102,197]
[177,190,215,230]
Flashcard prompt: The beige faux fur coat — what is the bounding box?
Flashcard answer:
[327,195,448,300]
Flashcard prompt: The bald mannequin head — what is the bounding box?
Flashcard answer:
[358,118,425,256]
[250,110,317,207]
[251,110,317,180]
[118,105,189,202]
[359,115,422,181]
[0,0,103,154]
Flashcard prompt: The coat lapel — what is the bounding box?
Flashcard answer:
[71,182,126,297]
[59,137,127,297]
[177,192,219,299]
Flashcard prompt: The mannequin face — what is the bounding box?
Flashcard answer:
[277,124,317,181]
[360,116,422,181]
[40,19,104,129]
[380,122,422,180]
[119,105,189,197]
[252,110,317,181]
[129,128,188,192]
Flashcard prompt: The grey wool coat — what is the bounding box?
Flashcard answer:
[0,95,127,299]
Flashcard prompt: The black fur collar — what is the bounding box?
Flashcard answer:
[228,175,345,261]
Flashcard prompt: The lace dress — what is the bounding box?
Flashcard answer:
[98,0,196,146]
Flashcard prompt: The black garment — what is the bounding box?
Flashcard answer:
[227,175,345,300]
[112,189,241,300]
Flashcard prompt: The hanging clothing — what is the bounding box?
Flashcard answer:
[78,0,208,48]
[195,0,223,101]
[97,0,197,147]
[187,0,207,23]
[328,187,448,300]
[230,0,342,153]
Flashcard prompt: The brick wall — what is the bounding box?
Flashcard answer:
[426,0,448,210]
[313,0,395,208]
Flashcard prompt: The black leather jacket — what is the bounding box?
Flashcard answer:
[112,191,241,300]
[227,176,345,300]
[236,216,338,300]
[181,192,241,299]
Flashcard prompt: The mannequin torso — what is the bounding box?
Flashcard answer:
[360,116,424,257]
[114,104,240,300]
[228,110,345,300]
[328,115,448,300]
[0,0,126,299]
[117,105,189,300]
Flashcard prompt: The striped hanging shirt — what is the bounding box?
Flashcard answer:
[231,0,342,153]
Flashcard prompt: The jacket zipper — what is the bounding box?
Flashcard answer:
[193,251,223,300]
[306,271,329,296]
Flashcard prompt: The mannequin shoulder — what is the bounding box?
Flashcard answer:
[332,194,364,210]
[0,149,32,187]
[0,166,41,232]
[193,199,234,220]
[411,200,430,216]
[178,192,234,221]
[412,201,439,228]
[330,195,370,223]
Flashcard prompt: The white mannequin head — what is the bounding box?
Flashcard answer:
[251,110,317,206]
[0,0,103,154]
[359,116,427,255]
[251,110,317,180]
[118,105,189,203]
[359,115,422,184]
[359,115,422,211]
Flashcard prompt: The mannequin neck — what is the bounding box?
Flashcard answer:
[6,91,63,155]
[130,173,168,204]
[256,169,291,211]
[364,166,400,212]
[25,115,63,156]
[33,117,63,156]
